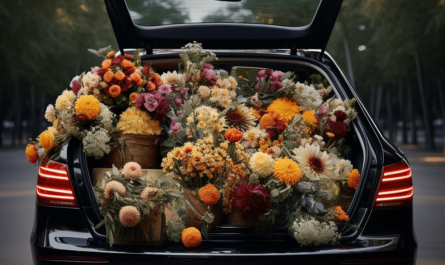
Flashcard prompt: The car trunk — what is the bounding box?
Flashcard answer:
[77,52,373,248]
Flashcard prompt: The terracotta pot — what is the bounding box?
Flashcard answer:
[113,204,165,245]
[183,188,224,230]
[103,133,161,169]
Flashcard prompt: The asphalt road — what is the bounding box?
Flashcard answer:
[0,147,444,265]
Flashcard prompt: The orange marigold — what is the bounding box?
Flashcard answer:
[182,227,202,248]
[198,183,220,206]
[109,85,121,98]
[348,169,361,189]
[39,130,55,152]
[278,135,284,142]
[334,206,349,222]
[129,92,139,102]
[102,59,111,69]
[147,81,156,91]
[130,72,142,83]
[106,51,115,58]
[25,144,38,164]
[259,113,276,129]
[149,73,163,86]
[103,70,114,83]
[302,110,318,127]
[225,128,243,142]
[273,157,302,186]
[121,59,134,69]
[251,109,261,119]
[75,95,101,120]
[115,71,125,81]
[266,97,301,123]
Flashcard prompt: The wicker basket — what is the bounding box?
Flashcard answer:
[103,133,161,169]
[113,204,165,245]
[183,188,224,230]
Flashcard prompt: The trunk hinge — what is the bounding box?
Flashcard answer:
[290,45,297,56]
[319,49,326,62]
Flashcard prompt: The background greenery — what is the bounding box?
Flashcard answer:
[1,0,444,150]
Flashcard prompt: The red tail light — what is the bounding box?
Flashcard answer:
[373,161,413,209]
[36,159,78,207]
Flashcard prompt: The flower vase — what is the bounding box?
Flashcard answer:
[183,188,224,230]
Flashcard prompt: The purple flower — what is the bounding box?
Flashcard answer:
[318,104,328,116]
[180,87,189,95]
[144,94,159,112]
[257,69,266,78]
[202,68,216,81]
[135,93,147,108]
[170,120,181,134]
[174,98,184,107]
[158,84,172,95]
[271,71,284,82]
[273,81,283,90]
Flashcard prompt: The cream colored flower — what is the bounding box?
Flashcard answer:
[161,71,182,88]
[292,144,335,181]
[122,162,143,179]
[55,95,72,111]
[249,152,275,178]
[44,104,56,122]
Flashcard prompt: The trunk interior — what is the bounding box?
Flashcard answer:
[83,53,369,247]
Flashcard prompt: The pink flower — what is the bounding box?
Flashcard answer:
[174,98,184,107]
[180,87,189,95]
[318,104,328,116]
[255,83,261,90]
[144,94,158,112]
[202,68,216,81]
[273,81,283,90]
[257,69,266,78]
[158,84,172,95]
[170,120,181,134]
[202,63,213,70]
[271,71,284,82]
[122,162,143,180]
[135,93,147,108]
[265,69,273,75]
[184,76,190,82]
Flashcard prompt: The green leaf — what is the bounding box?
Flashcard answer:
[95,219,105,229]
[201,224,209,240]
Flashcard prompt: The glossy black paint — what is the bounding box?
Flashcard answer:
[104,0,342,55]
[30,51,416,264]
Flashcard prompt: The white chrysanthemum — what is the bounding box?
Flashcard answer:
[82,126,111,159]
[295,82,323,110]
[44,104,56,122]
[249,152,275,178]
[96,104,115,134]
[335,159,353,179]
[290,216,340,246]
[292,143,335,181]
[161,71,183,89]
[82,72,101,89]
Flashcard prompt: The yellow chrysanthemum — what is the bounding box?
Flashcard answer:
[116,106,162,135]
[302,110,318,127]
[74,95,101,120]
[62,90,76,103]
[47,126,59,136]
[273,157,302,186]
[39,130,55,152]
[266,97,302,123]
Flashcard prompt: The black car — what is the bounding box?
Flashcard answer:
[31,0,417,264]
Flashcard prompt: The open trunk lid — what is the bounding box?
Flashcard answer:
[104,0,343,55]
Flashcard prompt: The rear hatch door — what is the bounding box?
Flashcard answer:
[104,0,343,54]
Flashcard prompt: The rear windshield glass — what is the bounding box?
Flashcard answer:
[125,0,322,27]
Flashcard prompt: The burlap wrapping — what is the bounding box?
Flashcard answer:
[114,204,165,245]
[183,188,224,230]
[103,133,161,169]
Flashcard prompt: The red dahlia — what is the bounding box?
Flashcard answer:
[141,64,151,75]
[233,182,271,220]
[334,110,348,122]
[111,55,125,67]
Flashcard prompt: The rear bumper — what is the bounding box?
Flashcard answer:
[31,204,417,265]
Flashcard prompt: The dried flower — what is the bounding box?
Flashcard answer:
[267,97,301,123]
[249,152,275,178]
[116,106,162,135]
[75,95,101,120]
[104,180,126,199]
[122,162,143,180]
[129,92,138,102]
[108,85,121,98]
[273,157,302,186]
[25,144,38,164]
[198,184,220,206]
[233,182,271,220]
[141,187,163,202]
[348,169,360,189]
[102,59,111,69]
[225,128,243,142]
[182,227,202,248]
[292,144,335,181]
[119,206,140,227]
[334,206,349,222]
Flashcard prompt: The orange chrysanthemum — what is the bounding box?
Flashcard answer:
[334,206,349,222]
[129,92,139,102]
[259,114,276,129]
[104,70,115,83]
[302,110,318,127]
[266,97,301,123]
[25,144,39,164]
[136,79,143,86]
[109,85,121,98]
[75,95,101,120]
[102,59,112,69]
[251,109,261,119]
[147,81,156,91]
[182,227,202,248]
[149,73,163,86]
[225,128,243,142]
[273,157,302,186]
[39,130,55,152]
[115,71,125,81]
[106,51,115,58]
[198,184,220,206]
[130,72,141,83]
[121,59,134,69]
[348,169,361,189]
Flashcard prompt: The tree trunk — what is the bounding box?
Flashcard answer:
[399,82,408,144]
[75,46,84,76]
[13,82,22,146]
[414,51,435,150]
[375,85,383,123]
[437,77,445,155]
[386,90,393,141]
[407,79,417,144]
[39,93,46,133]
[369,84,375,117]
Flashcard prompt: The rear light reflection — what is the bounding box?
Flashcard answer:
[373,161,413,209]
[37,255,109,263]
[36,159,78,207]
